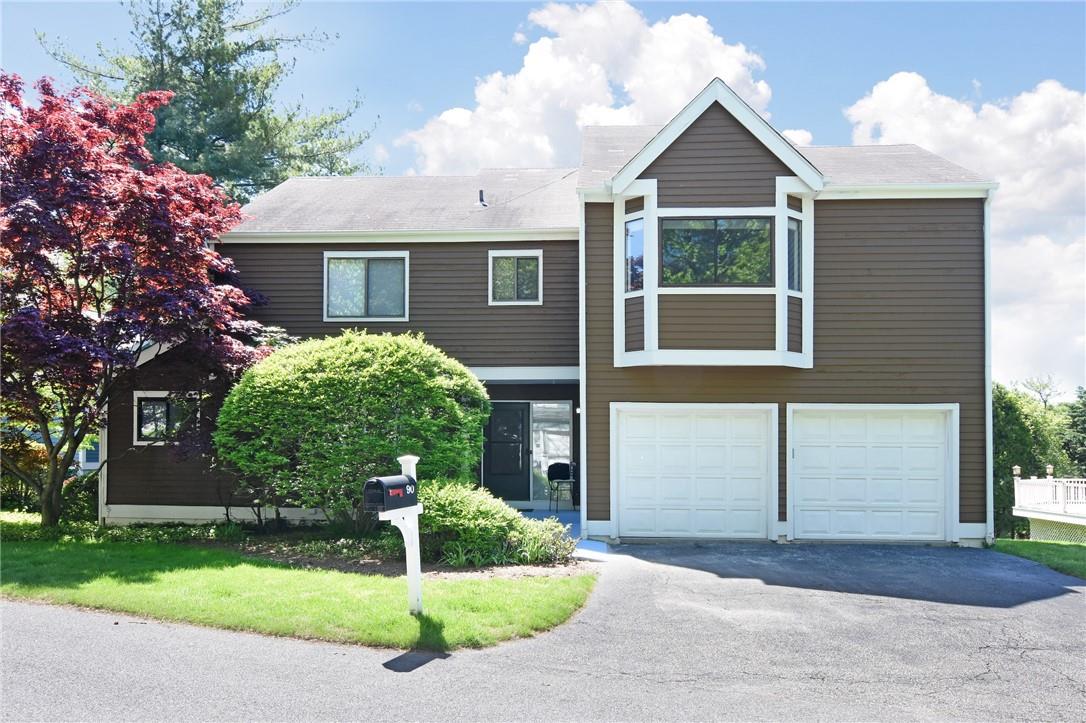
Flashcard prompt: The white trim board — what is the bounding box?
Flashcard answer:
[103,504,326,526]
[611,78,823,194]
[470,366,579,382]
[816,182,997,200]
[222,228,578,243]
[785,403,961,543]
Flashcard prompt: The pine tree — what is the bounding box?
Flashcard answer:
[41,0,372,202]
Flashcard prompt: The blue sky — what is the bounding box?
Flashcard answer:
[3,2,1084,175]
[2,1,1085,392]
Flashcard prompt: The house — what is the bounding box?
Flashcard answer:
[99,78,997,545]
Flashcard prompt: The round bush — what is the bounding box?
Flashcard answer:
[213,331,490,520]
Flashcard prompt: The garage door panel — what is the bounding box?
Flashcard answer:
[731,414,766,440]
[618,407,771,538]
[832,477,868,503]
[659,414,692,439]
[792,409,949,541]
[796,445,831,473]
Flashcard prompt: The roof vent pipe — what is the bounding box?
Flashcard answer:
[477,189,488,208]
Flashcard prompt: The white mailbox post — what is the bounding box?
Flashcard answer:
[379,454,424,615]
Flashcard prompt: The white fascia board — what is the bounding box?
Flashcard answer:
[611,78,824,195]
[617,349,811,368]
[470,366,579,382]
[135,342,176,367]
[578,188,613,203]
[1011,508,1086,526]
[221,228,579,243]
[817,182,998,200]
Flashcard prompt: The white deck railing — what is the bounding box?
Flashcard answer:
[1013,466,1086,519]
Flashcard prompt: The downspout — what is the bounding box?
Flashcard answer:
[983,190,995,544]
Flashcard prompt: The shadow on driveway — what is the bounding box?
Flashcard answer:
[611,541,1083,608]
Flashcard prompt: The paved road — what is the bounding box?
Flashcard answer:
[3,544,1084,721]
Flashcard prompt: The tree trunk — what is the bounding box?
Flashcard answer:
[39,475,63,527]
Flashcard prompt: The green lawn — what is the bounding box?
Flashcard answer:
[0,540,595,650]
[993,539,1086,580]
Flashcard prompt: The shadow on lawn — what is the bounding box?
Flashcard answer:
[0,540,271,588]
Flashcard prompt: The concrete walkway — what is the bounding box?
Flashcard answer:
[3,544,1084,721]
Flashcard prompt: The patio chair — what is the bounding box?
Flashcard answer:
[546,462,578,513]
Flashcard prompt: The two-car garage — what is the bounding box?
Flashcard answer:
[612,403,958,542]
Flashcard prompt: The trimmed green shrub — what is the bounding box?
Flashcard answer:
[418,478,576,566]
[213,331,490,523]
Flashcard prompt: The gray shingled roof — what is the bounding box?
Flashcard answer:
[232,125,991,235]
[577,124,990,189]
[231,167,579,234]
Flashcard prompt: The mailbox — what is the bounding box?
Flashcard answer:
[363,474,418,513]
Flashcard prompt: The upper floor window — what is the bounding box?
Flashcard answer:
[489,249,542,305]
[787,218,802,292]
[324,251,408,321]
[661,217,772,287]
[625,218,644,292]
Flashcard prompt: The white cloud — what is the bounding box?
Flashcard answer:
[512,30,528,45]
[372,143,390,165]
[397,0,772,175]
[406,100,423,113]
[846,72,1086,395]
[781,128,813,146]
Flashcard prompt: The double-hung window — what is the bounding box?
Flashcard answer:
[489,250,542,305]
[660,217,773,287]
[324,251,408,321]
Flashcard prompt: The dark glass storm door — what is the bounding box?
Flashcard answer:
[484,402,531,500]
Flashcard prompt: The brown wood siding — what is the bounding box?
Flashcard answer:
[787,195,803,212]
[788,296,803,352]
[106,349,235,507]
[586,199,986,525]
[658,294,775,350]
[625,296,644,351]
[219,240,578,367]
[639,103,793,207]
[625,197,644,214]
[107,361,579,507]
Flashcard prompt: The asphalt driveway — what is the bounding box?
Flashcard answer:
[3,543,1084,721]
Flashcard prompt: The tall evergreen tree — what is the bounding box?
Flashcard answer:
[42,0,371,202]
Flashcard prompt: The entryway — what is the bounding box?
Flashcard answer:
[483,401,575,508]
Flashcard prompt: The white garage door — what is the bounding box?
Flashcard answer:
[617,406,773,538]
[791,408,951,541]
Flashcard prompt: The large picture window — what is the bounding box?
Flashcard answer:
[625,218,644,292]
[489,250,542,305]
[324,252,408,321]
[661,217,772,287]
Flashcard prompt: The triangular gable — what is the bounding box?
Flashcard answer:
[611,78,824,194]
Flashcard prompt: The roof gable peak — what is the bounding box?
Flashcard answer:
[611,77,824,193]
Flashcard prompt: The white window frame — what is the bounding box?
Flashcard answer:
[488,249,543,306]
[623,213,645,297]
[322,250,410,323]
[132,391,193,447]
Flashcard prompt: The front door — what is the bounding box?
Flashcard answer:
[484,402,531,500]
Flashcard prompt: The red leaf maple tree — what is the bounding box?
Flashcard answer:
[1,74,269,526]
